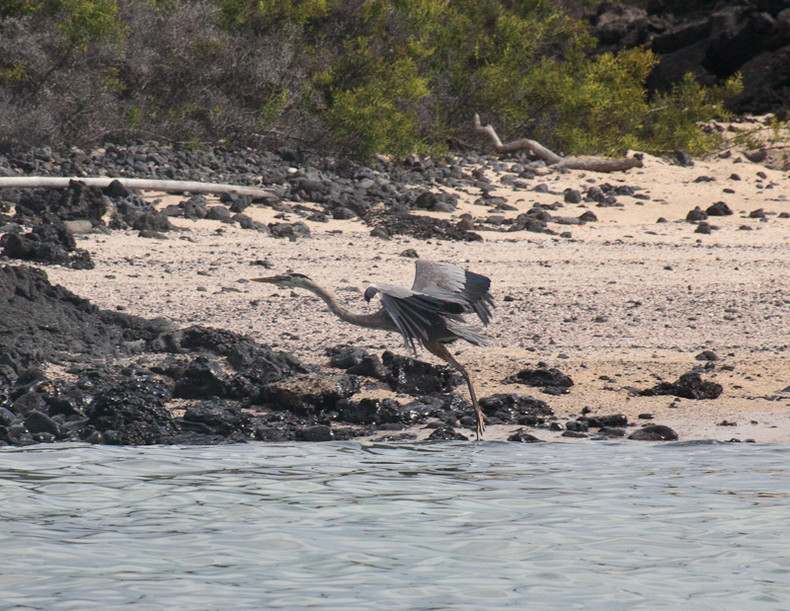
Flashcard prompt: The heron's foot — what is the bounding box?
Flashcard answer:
[475,414,485,441]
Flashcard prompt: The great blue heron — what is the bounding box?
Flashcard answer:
[251,259,494,439]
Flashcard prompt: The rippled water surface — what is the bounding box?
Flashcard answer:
[1,441,788,609]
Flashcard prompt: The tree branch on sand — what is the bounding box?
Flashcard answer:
[473,114,643,173]
[0,176,275,200]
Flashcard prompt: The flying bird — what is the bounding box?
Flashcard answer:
[251,259,494,439]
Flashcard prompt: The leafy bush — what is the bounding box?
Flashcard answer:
[640,73,743,154]
[0,0,746,158]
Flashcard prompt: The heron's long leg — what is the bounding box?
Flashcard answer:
[424,341,485,440]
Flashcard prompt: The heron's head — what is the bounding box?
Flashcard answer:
[363,286,379,303]
[250,272,313,289]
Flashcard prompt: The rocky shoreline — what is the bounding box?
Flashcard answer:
[1,139,788,445]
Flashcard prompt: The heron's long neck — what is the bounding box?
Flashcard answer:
[304,282,388,330]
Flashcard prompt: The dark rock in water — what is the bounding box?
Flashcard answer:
[86,376,175,444]
[381,351,461,395]
[507,367,574,393]
[597,427,626,438]
[258,373,360,415]
[427,425,468,441]
[640,371,723,400]
[479,393,553,426]
[565,419,588,432]
[706,201,733,216]
[629,424,679,441]
[178,400,252,438]
[24,410,60,437]
[335,397,402,425]
[507,428,543,442]
[173,356,231,399]
[295,424,333,441]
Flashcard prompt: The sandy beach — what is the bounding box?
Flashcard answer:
[28,141,788,444]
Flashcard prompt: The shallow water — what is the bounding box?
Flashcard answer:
[1,441,788,609]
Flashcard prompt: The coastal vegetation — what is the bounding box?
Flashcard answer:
[0,0,742,158]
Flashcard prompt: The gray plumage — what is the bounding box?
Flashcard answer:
[251,260,494,439]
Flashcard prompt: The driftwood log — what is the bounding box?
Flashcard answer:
[0,176,275,200]
[474,114,643,173]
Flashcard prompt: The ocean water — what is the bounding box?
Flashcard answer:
[1,441,788,609]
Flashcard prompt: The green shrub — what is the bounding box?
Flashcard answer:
[0,0,748,158]
[215,0,332,32]
[640,73,743,154]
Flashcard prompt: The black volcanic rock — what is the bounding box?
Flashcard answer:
[381,351,461,395]
[588,1,790,116]
[706,201,733,216]
[507,367,574,393]
[640,371,723,400]
[1,222,94,269]
[629,424,679,441]
[86,375,175,445]
[0,265,170,367]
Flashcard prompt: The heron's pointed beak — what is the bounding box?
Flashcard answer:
[250,275,287,284]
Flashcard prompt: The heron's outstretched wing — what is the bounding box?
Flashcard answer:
[411,260,494,325]
[373,283,463,354]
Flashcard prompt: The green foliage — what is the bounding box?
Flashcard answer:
[215,0,332,32]
[0,0,749,158]
[319,55,431,159]
[641,73,743,154]
[522,48,659,154]
[0,62,28,83]
[0,0,122,48]
[259,88,289,129]
[0,1,37,18]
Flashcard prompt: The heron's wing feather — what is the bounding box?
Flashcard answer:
[411,260,494,325]
[376,285,462,354]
